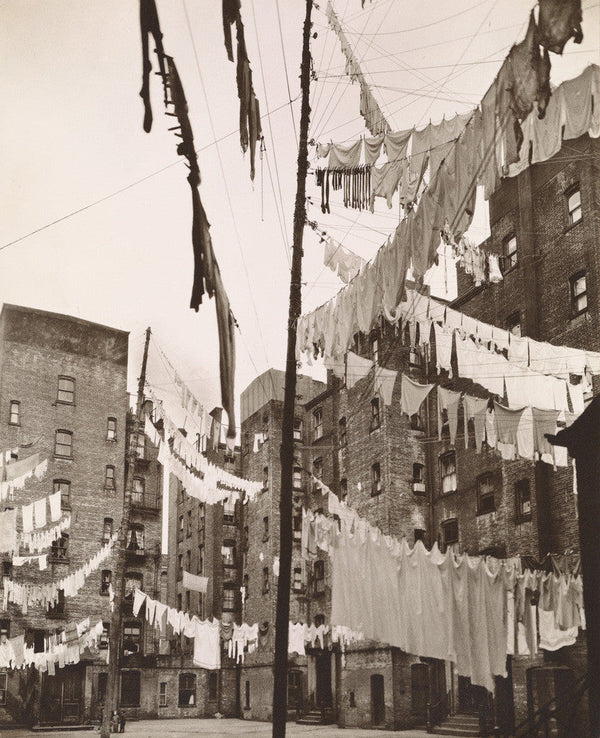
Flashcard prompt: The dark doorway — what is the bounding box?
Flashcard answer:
[41,665,84,724]
[371,673,385,725]
[458,675,477,713]
[411,662,429,720]
[315,653,332,707]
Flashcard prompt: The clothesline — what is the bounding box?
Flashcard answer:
[0,454,48,502]
[3,532,119,614]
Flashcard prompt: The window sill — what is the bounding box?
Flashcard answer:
[476,509,496,517]
[516,514,532,524]
[501,263,518,277]
[569,310,588,324]
[370,491,382,498]
[8,422,20,427]
[48,557,69,565]
[61,504,72,512]
[55,401,75,407]
[369,424,381,434]
[54,455,73,461]
[106,438,118,443]
[439,490,458,498]
[564,218,582,234]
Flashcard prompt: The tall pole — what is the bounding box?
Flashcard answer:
[272,2,313,736]
[101,327,151,738]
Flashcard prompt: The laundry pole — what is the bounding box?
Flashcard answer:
[547,395,600,736]
[272,1,313,736]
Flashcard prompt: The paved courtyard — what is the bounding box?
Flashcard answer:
[0,718,432,738]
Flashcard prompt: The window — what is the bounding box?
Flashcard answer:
[515,479,531,521]
[223,497,236,522]
[477,473,496,514]
[414,528,426,544]
[186,509,192,537]
[101,570,112,595]
[130,428,145,459]
[314,613,325,627]
[122,622,142,656]
[57,376,75,404]
[186,590,191,612]
[312,457,323,492]
[502,234,517,272]
[222,588,235,611]
[100,623,109,649]
[314,560,325,595]
[409,345,422,368]
[506,311,522,337]
[54,430,73,458]
[185,550,191,572]
[198,546,204,575]
[126,525,144,552]
[263,516,269,541]
[293,567,303,592]
[243,574,249,599]
[0,620,9,644]
[413,463,426,495]
[262,567,270,594]
[0,672,6,706]
[370,397,381,431]
[340,478,348,502]
[293,467,302,490]
[106,417,117,441]
[178,515,184,542]
[440,452,457,495]
[105,466,115,491]
[177,593,182,611]
[245,680,250,710]
[132,476,144,503]
[293,418,303,442]
[441,519,459,551]
[339,417,347,447]
[349,691,356,708]
[567,186,582,225]
[222,543,236,567]
[51,534,69,560]
[371,462,382,496]
[570,271,587,317]
[208,672,218,701]
[124,572,143,600]
[54,479,71,508]
[9,400,20,426]
[159,681,167,707]
[48,589,65,617]
[120,670,141,706]
[370,330,379,364]
[178,554,183,578]
[313,407,323,441]
[262,413,269,441]
[263,466,269,491]
[103,518,113,542]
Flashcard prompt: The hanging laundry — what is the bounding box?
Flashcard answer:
[433,323,453,376]
[323,237,365,283]
[288,622,306,655]
[34,497,46,530]
[438,387,461,445]
[183,570,208,593]
[364,133,384,165]
[463,395,488,452]
[193,619,221,670]
[22,502,34,534]
[400,375,434,418]
[488,254,503,284]
[374,367,397,406]
[346,351,374,389]
[370,160,404,211]
[383,128,411,164]
[139,0,168,133]
[538,0,583,55]
[328,140,362,170]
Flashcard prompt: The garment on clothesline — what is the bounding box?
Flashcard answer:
[438,387,461,445]
[463,395,489,452]
[400,375,434,418]
[346,352,374,389]
[538,0,583,55]
[374,367,397,406]
[183,570,208,593]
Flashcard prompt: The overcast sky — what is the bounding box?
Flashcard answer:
[1,0,598,436]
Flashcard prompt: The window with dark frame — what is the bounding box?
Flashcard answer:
[122,622,141,656]
[178,673,196,706]
[340,478,348,501]
[186,509,192,537]
[339,416,347,447]
[222,587,235,611]
[126,525,144,552]
[293,567,303,592]
[0,672,7,706]
[506,311,522,337]
[132,476,144,503]
[570,271,587,317]
[293,418,303,442]
[262,567,269,594]
[312,457,323,492]
[100,623,109,649]
[9,401,20,426]
[101,569,112,595]
[159,681,167,707]
[263,516,269,541]
[371,462,382,496]
[51,534,69,560]
[515,479,531,521]
[103,518,113,542]
[54,430,73,458]
[567,185,582,225]
[0,620,9,643]
[441,518,459,551]
[314,559,325,595]
[477,473,496,515]
[440,451,457,495]
[54,479,71,508]
[262,413,269,441]
[370,330,379,364]
[223,496,236,522]
[293,467,302,490]
[57,376,75,404]
[48,589,65,617]
[245,680,250,709]
[501,234,517,272]
[414,529,426,544]
[263,466,269,490]
[370,397,381,431]
[313,407,323,441]
[120,670,141,706]
[413,463,425,495]
[221,542,236,567]
[105,466,116,491]
[106,417,117,441]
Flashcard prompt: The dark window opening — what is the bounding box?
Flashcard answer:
[501,234,517,272]
[567,185,582,225]
[120,671,141,707]
[413,463,425,495]
[515,479,531,521]
[208,672,218,701]
[441,519,459,551]
[9,401,20,426]
[570,271,587,317]
[440,451,457,495]
[477,473,496,515]
[371,462,382,496]
[370,397,381,431]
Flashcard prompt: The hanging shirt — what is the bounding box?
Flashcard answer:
[400,375,434,418]
[463,395,488,452]
[193,619,220,670]
[434,323,453,376]
[22,503,34,534]
[364,133,385,166]
[48,491,61,523]
[438,387,461,445]
[34,497,47,530]
[374,367,397,406]
[346,352,374,389]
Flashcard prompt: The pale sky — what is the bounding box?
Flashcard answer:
[1,0,598,437]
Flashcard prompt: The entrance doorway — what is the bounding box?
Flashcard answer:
[370,673,385,725]
[41,665,84,724]
[411,662,429,720]
[315,653,332,707]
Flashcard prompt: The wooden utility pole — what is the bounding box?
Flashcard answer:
[101,327,151,738]
[272,2,313,736]
[547,395,600,736]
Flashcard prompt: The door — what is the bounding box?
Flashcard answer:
[458,675,476,713]
[41,665,83,724]
[411,663,429,719]
[315,653,332,707]
[370,673,385,726]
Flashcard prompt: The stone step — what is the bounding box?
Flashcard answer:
[431,728,481,737]
[32,726,95,733]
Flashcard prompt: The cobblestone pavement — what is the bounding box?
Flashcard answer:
[0,718,432,738]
